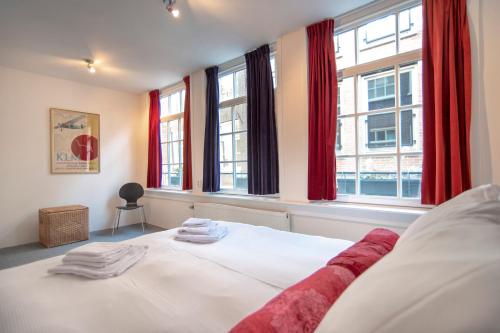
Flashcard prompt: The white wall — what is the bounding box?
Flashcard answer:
[0,66,147,248]
[468,0,500,186]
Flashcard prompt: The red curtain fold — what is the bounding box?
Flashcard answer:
[182,76,193,190]
[147,89,162,188]
[421,0,472,205]
[307,19,338,200]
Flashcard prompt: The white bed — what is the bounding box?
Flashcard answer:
[0,221,353,333]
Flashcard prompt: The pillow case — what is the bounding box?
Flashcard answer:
[230,228,399,333]
[316,184,500,333]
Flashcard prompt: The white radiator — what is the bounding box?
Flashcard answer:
[194,202,290,231]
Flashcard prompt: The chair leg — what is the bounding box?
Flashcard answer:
[112,208,118,236]
[140,207,147,233]
[113,209,122,235]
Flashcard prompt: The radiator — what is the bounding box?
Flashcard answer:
[193,202,290,231]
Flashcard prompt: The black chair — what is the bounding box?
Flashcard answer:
[112,182,147,235]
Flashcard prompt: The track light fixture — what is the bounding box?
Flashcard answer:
[84,59,96,74]
[164,0,180,18]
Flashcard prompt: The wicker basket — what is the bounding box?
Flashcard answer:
[39,205,89,248]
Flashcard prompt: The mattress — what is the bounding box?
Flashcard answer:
[0,221,353,333]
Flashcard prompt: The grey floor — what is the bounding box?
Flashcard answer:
[0,223,165,270]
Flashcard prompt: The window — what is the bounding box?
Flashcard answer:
[160,87,186,188]
[335,3,423,201]
[218,53,276,193]
[219,67,248,192]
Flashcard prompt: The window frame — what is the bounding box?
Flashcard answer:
[334,1,424,208]
[160,82,186,190]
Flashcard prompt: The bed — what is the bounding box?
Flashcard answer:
[2,184,500,333]
[0,221,353,332]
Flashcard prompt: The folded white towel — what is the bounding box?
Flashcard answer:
[49,245,148,279]
[178,222,218,235]
[182,217,212,228]
[174,226,228,244]
[66,242,132,259]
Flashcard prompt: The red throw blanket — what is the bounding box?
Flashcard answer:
[230,228,399,333]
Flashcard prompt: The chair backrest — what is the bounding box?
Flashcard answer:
[119,183,144,206]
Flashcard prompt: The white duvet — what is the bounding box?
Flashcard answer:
[0,221,352,333]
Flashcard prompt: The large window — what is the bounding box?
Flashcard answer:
[160,87,186,188]
[335,4,423,202]
[217,54,276,193]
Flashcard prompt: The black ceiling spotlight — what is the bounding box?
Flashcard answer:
[164,0,180,18]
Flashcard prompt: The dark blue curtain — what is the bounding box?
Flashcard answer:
[202,66,220,192]
[245,45,279,195]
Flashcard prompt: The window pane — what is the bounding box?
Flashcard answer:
[338,77,355,116]
[236,174,248,190]
[179,141,184,164]
[336,116,355,155]
[400,61,422,106]
[219,107,232,134]
[235,162,247,173]
[401,154,422,198]
[220,162,233,173]
[219,73,234,102]
[337,157,356,194]
[358,68,396,113]
[160,97,169,118]
[234,132,247,161]
[170,141,180,164]
[234,69,247,98]
[335,29,356,69]
[399,5,423,53]
[220,134,233,162]
[220,174,233,190]
[161,143,168,161]
[358,112,397,155]
[181,89,186,112]
[270,56,277,88]
[234,103,247,131]
[169,92,181,115]
[359,156,397,196]
[167,119,179,141]
[357,15,396,64]
[160,122,168,142]
[162,174,169,187]
[179,118,184,141]
[400,108,423,153]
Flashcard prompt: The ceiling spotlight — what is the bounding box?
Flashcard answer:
[164,0,180,18]
[85,59,96,74]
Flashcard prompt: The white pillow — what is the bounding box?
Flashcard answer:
[397,184,500,245]
[316,184,500,333]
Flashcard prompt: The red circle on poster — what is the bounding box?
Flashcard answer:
[71,135,99,161]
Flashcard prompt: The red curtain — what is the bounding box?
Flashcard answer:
[147,90,162,188]
[307,19,338,200]
[421,0,472,205]
[182,76,193,190]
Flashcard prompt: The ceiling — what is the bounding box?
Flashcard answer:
[0,0,375,93]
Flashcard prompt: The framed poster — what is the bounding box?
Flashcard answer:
[50,108,100,174]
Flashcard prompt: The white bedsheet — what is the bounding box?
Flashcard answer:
[0,221,352,333]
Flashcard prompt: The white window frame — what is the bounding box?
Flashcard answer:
[160,82,186,190]
[334,1,426,208]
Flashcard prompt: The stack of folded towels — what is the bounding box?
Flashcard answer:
[174,218,228,244]
[48,242,148,279]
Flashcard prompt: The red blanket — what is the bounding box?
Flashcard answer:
[230,228,399,333]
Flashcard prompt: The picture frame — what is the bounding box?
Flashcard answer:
[50,108,100,174]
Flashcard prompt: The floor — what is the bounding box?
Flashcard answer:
[0,223,165,270]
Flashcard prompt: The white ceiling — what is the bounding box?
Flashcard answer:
[0,0,375,93]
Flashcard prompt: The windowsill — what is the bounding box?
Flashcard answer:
[145,188,429,212]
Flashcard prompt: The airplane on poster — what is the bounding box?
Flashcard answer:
[54,115,86,131]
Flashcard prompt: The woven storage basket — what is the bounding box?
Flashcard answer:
[39,205,89,248]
